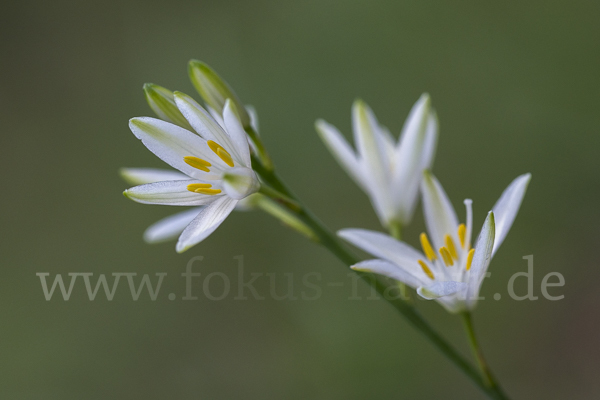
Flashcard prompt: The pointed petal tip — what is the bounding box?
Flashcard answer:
[175,242,188,253]
[349,264,368,272]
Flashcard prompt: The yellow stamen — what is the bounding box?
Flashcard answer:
[466,248,475,271]
[439,247,454,267]
[207,140,234,167]
[187,183,213,192]
[444,234,459,260]
[183,156,212,172]
[194,188,222,195]
[418,260,435,280]
[217,148,234,167]
[419,233,437,261]
[458,224,466,248]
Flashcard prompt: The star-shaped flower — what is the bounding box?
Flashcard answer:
[339,172,531,312]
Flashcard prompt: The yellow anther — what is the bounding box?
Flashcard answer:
[187,183,213,192]
[466,248,475,271]
[183,156,211,172]
[439,247,454,267]
[217,148,234,167]
[419,233,437,261]
[207,140,234,167]
[444,234,459,260]
[194,188,222,195]
[418,260,435,280]
[458,224,466,248]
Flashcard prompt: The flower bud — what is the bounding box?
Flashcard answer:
[143,83,193,130]
[188,60,251,129]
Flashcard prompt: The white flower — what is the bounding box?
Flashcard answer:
[339,172,531,313]
[120,168,259,244]
[123,92,260,253]
[316,94,437,229]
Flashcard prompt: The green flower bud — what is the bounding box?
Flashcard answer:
[143,83,193,130]
[188,60,250,128]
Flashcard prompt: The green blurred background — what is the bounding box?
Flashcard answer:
[1,0,599,398]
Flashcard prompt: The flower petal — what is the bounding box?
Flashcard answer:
[491,173,531,256]
[421,111,438,172]
[315,119,368,191]
[421,171,459,251]
[338,228,424,269]
[143,208,201,243]
[390,94,433,224]
[124,180,222,206]
[417,281,467,300]
[176,196,238,253]
[174,92,244,164]
[352,101,395,223]
[129,117,223,180]
[350,259,425,288]
[222,99,251,167]
[120,168,188,185]
[466,211,495,308]
[246,105,259,133]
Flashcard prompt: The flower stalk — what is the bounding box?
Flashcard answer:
[462,312,509,400]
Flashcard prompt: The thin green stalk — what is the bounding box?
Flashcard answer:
[252,157,509,399]
[461,312,509,399]
[246,127,273,170]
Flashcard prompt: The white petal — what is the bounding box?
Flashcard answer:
[176,196,238,253]
[350,259,425,288]
[421,171,459,251]
[338,228,424,269]
[124,180,222,206]
[491,173,531,256]
[223,99,251,166]
[129,117,224,180]
[246,105,259,133]
[466,211,495,308]
[120,168,188,185]
[352,101,393,222]
[378,124,396,163]
[417,281,467,300]
[352,100,389,173]
[390,94,433,224]
[174,92,243,163]
[207,106,226,129]
[315,119,368,191]
[421,111,438,171]
[222,167,260,200]
[143,208,201,243]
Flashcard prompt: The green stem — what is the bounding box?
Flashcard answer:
[251,158,509,400]
[246,127,273,170]
[461,312,509,400]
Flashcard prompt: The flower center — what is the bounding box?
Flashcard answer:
[417,224,474,280]
[183,140,235,176]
